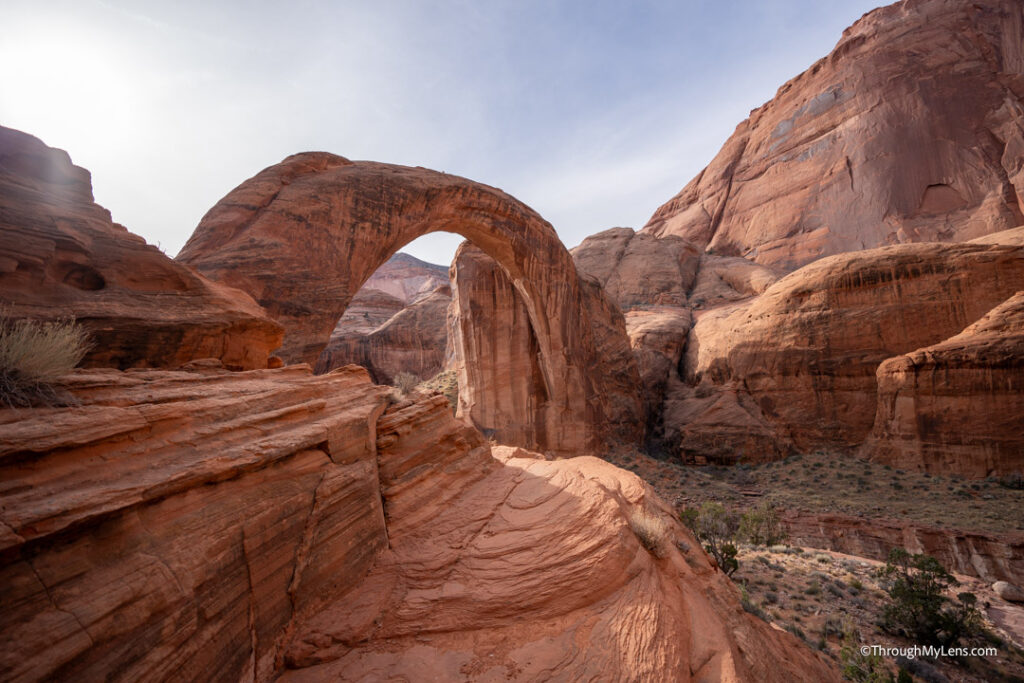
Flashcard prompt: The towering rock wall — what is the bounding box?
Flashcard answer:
[0,126,282,370]
[644,0,1024,272]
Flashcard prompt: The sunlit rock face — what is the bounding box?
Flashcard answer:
[0,126,282,369]
[680,242,1024,456]
[644,0,1024,272]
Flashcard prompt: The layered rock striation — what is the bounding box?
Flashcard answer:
[682,242,1024,455]
[449,243,642,452]
[867,290,1024,476]
[0,367,837,681]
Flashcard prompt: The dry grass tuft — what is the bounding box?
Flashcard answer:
[628,508,670,558]
[0,312,91,408]
[392,371,421,396]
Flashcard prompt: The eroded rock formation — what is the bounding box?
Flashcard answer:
[0,126,282,369]
[314,252,451,381]
[450,243,642,452]
[0,367,837,681]
[644,0,1024,271]
[867,290,1024,477]
[681,242,1024,456]
[316,286,451,384]
[179,154,642,454]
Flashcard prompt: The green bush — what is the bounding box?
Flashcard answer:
[680,502,739,576]
[878,548,981,647]
[0,312,91,408]
[839,629,891,683]
[739,501,787,546]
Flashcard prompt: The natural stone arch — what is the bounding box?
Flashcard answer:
[178,152,642,454]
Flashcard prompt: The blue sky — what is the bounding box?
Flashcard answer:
[0,0,882,265]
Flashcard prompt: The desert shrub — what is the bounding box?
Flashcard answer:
[840,629,891,683]
[0,312,91,408]
[739,584,770,622]
[998,472,1024,490]
[628,509,669,558]
[680,502,739,576]
[739,501,787,546]
[878,548,981,647]
[392,371,421,396]
[418,369,458,411]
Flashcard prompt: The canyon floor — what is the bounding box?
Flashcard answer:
[602,447,1024,682]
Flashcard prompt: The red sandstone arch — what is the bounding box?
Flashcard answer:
[178,153,642,453]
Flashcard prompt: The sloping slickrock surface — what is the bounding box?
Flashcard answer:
[0,369,838,681]
[278,398,839,682]
[867,290,1024,476]
[644,0,1024,271]
[0,126,282,369]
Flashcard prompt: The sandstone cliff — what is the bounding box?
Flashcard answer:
[0,126,282,369]
[450,243,643,452]
[316,285,451,384]
[867,290,1024,476]
[644,0,1024,271]
[679,242,1024,457]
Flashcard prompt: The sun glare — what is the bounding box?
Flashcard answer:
[0,24,146,156]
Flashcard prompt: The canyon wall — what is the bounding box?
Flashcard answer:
[643,0,1024,272]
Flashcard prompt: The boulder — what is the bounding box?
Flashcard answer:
[994,581,1024,603]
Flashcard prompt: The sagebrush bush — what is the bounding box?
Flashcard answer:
[628,509,669,558]
[0,312,91,407]
[392,371,421,396]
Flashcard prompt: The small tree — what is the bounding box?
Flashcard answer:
[739,500,787,546]
[681,502,740,576]
[878,548,981,647]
